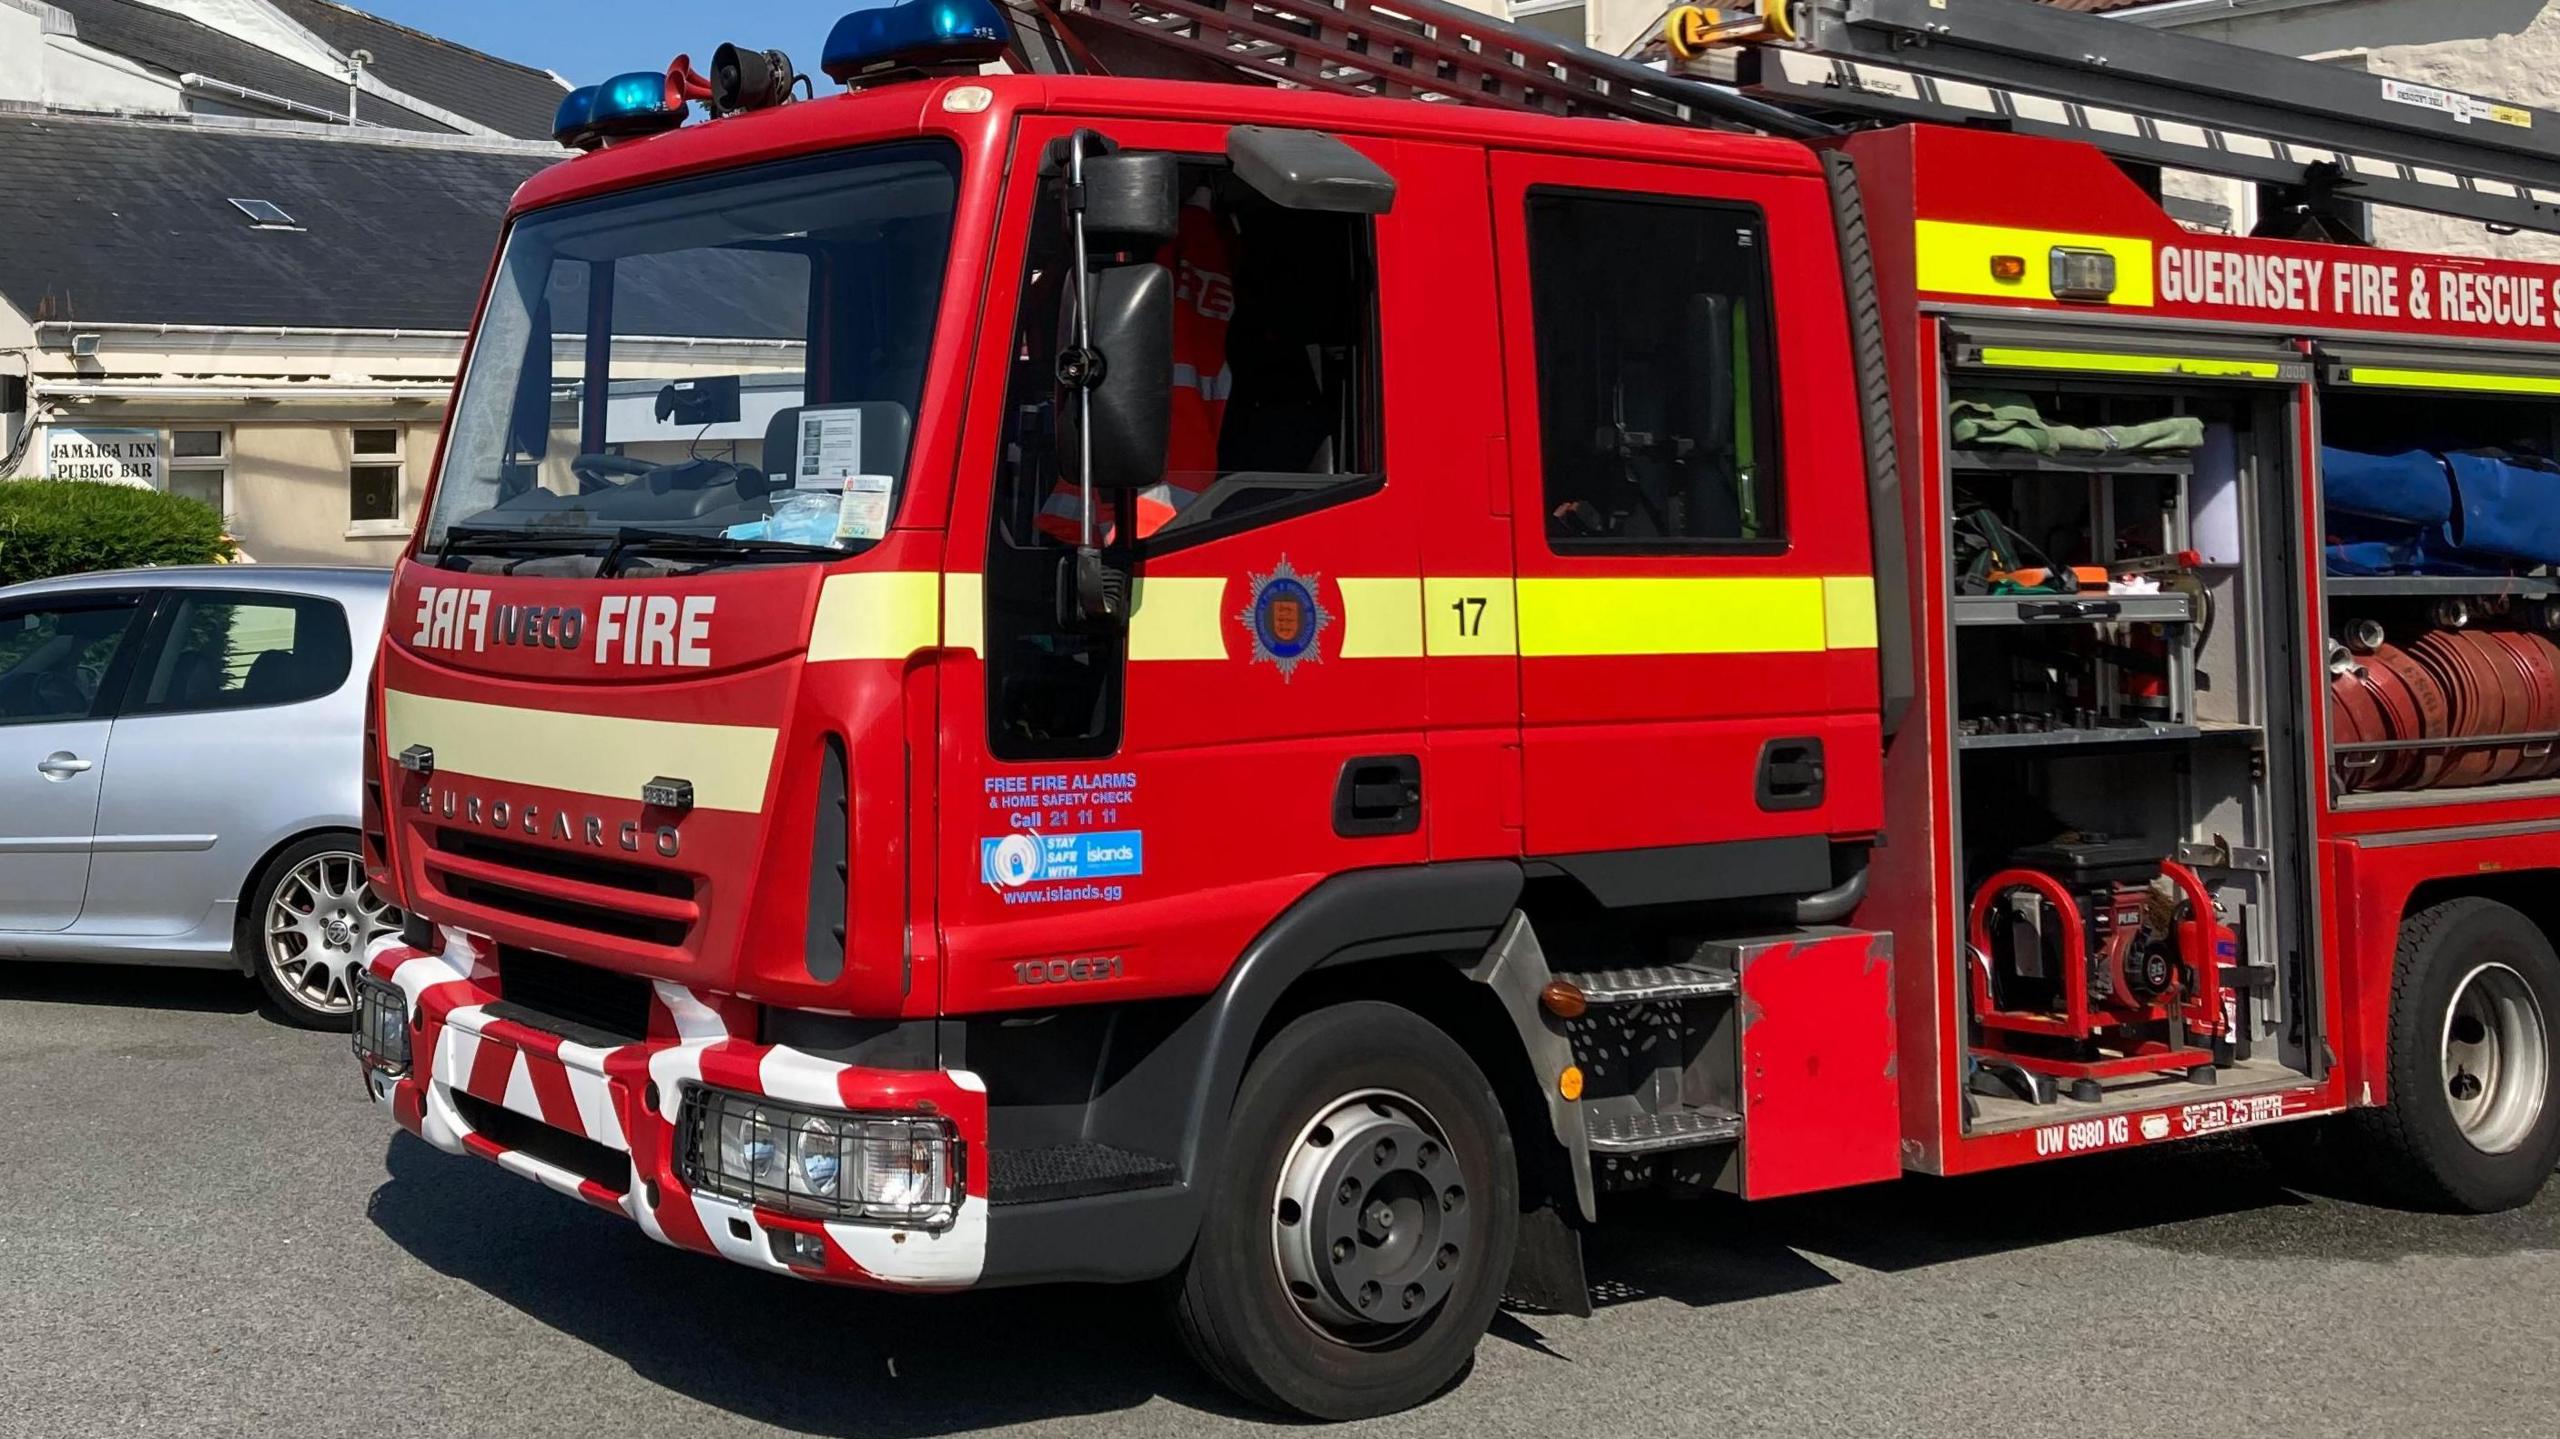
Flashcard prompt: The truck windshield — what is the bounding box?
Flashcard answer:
[424,142,959,562]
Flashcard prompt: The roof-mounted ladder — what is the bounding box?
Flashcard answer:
[1015,0,2560,237]
[1703,0,2560,237]
[1007,0,1833,135]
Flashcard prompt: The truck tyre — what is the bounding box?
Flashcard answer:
[2347,897,2560,1212]
[1171,1001,1519,1419]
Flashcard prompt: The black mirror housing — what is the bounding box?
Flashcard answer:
[1079,150,1179,255]
[1226,125,1397,215]
[1059,261,1174,495]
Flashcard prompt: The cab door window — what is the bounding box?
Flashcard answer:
[983,154,1383,759]
[1525,189,1782,552]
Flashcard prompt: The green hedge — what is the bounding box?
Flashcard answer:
[0,480,236,588]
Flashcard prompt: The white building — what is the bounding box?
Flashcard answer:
[0,0,563,563]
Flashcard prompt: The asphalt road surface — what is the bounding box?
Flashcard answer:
[6,961,2558,1439]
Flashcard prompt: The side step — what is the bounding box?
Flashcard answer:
[1563,963,1737,1005]
[1584,1102,1742,1155]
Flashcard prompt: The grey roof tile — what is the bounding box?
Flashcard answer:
[50,0,455,134]
[0,113,555,329]
[265,0,569,141]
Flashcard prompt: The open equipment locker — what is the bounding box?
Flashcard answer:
[2313,342,2560,812]
[1924,317,2323,1138]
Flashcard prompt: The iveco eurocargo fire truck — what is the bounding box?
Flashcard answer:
[354,0,2560,1416]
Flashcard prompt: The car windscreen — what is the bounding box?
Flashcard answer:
[423,141,960,564]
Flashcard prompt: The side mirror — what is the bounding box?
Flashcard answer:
[1055,262,1172,627]
[1075,149,1178,254]
[1060,263,1174,494]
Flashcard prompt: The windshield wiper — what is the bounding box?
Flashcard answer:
[599,531,844,575]
[435,523,609,565]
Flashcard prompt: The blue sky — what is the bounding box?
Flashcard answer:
[360,2,861,85]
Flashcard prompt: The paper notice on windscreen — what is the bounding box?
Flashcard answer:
[796,409,864,489]
[836,473,895,544]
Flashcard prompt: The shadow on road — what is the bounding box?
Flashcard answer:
[0,958,258,1016]
[369,1126,2560,1433]
[367,1133,1256,1437]
[1557,1135,2560,1319]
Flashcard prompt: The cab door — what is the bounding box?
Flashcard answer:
[938,116,1431,1015]
[1487,151,1881,873]
[0,591,151,932]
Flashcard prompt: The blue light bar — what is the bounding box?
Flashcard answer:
[552,69,689,150]
[821,0,1011,85]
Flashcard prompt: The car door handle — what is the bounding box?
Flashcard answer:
[37,752,94,778]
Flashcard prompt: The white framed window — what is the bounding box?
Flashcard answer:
[168,428,228,516]
[347,426,409,539]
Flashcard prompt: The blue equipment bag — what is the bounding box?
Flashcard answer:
[2320,447,2453,525]
[2443,451,2560,567]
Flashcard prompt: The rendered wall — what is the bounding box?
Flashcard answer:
[224,420,433,565]
[0,5,42,104]
[40,36,185,112]
[2152,0,2560,261]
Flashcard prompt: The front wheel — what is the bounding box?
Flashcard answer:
[2349,897,2560,1212]
[1171,1001,1518,1420]
[246,833,402,1030]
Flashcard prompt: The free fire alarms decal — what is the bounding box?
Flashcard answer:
[1240,556,1332,680]
[979,770,1142,906]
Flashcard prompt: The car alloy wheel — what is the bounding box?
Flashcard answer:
[264,850,401,1017]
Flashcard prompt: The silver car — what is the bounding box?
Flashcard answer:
[0,565,398,1027]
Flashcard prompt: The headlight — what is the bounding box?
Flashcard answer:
[351,970,411,1078]
[680,1086,959,1227]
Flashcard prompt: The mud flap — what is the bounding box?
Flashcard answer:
[1504,1201,1592,1318]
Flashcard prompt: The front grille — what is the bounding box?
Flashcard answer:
[499,946,654,1044]
[430,828,693,948]
[452,1090,630,1195]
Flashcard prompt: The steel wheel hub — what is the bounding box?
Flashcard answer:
[2442,961,2550,1155]
[265,851,401,1016]
[1272,1089,1467,1339]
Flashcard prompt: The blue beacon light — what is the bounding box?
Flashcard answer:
[820,0,1014,85]
[552,69,690,150]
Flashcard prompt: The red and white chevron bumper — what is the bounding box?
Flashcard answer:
[356,926,990,1290]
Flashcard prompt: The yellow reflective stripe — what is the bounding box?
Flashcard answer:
[2343,366,2560,396]
[383,690,778,813]
[1515,576,1828,657]
[1423,576,1517,657]
[809,571,940,662]
[943,572,982,655]
[1915,220,2155,306]
[800,571,1879,664]
[1823,575,1878,651]
[1128,576,1230,661]
[1976,346,2280,380]
[1337,577,1424,659]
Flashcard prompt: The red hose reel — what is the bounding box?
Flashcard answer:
[2331,629,2560,792]
[1967,860,2230,1092]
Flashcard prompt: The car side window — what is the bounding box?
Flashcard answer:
[0,600,144,724]
[134,593,352,715]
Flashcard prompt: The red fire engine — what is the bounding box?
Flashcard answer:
[351,0,2560,1417]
